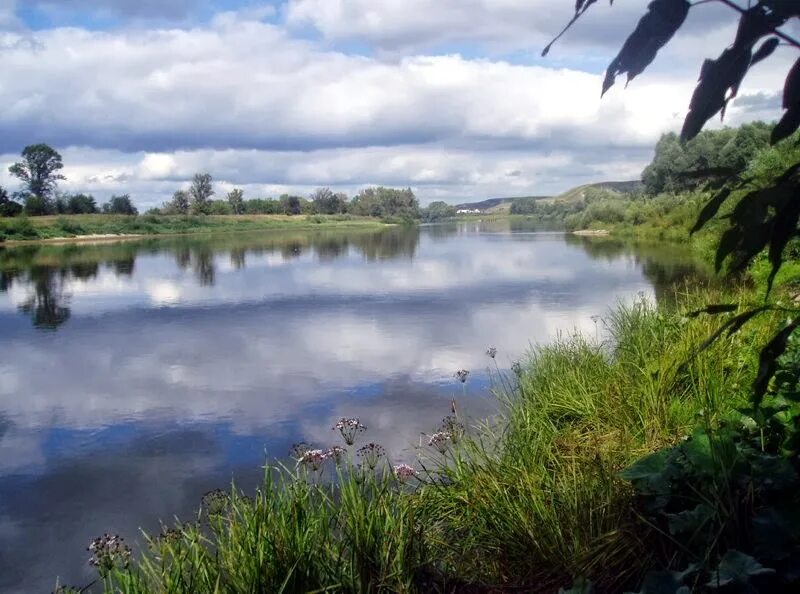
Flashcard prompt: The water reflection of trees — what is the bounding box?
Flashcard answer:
[0,228,424,329]
[565,234,713,303]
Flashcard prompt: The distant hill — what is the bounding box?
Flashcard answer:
[453,181,642,213]
[550,180,643,204]
[455,195,550,213]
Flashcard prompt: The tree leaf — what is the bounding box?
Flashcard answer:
[691,188,732,234]
[772,58,800,144]
[750,37,779,67]
[628,567,696,594]
[602,0,689,96]
[706,550,775,588]
[782,57,800,111]
[773,108,800,145]
[766,192,800,295]
[754,318,800,407]
[682,46,751,141]
[667,503,715,536]
[726,307,768,337]
[620,449,669,483]
[559,577,595,594]
[690,308,767,356]
[542,0,598,57]
[686,303,737,317]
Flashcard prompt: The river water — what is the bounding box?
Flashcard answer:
[0,221,704,591]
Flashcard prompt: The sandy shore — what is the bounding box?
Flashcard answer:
[3,233,146,246]
[572,229,610,236]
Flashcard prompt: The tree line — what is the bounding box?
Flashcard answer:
[0,144,434,221]
[508,121,778,216]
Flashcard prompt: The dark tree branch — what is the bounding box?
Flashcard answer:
[716,0,800,49]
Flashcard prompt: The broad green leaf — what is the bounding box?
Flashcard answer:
[706,550,775,588]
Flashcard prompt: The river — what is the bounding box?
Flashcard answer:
[0,221,705,591]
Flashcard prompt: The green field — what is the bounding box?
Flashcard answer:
[0,213,388,243]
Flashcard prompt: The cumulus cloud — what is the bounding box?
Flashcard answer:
[285,0,738,57]
[0,2,791,205]
[0,0,18,29]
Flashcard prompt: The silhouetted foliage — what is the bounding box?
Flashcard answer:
[549,0,800,403]
[548,3,800,591]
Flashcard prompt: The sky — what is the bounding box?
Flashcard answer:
[0,0,795,209]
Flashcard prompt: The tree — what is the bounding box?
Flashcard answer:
[8,144,65,215]
[170,190,190,215]
[189,173,214,215]
[349,187,420,219]
[227,188,245,215]
[422,201,457,221]
[208,199,232,215]
[0,185,22,217]
[66,193,98,214]
[102,194,138,215]
[641,123,772,194]
[279,194,303,215]
[310,187,347,214]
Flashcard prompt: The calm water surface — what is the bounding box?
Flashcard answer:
[0,222,704,591]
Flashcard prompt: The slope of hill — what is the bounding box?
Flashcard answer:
[453,181,642,213]
[550,180,643,203]
[455,195,550,213]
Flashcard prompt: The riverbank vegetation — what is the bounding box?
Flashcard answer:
[0,213,389,243]
[49,110,800,594]
[0,145,432,241]
[58,122,800,592]
[64,279,794,593]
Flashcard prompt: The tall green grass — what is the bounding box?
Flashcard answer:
[416,288,773,591]
[0,214,386,242]
[80,287,775,593]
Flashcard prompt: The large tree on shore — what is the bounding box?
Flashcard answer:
[227,188,245,215]
[170,190,190,214]
[8,144,65,215]
[189,173,214,215]
[310,187,347,214]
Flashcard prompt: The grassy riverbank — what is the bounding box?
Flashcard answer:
[64,134,800,592]
[76,278,786,594]
[0,213,387,243]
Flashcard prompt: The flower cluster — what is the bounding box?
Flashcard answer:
[333,417,367,445]
[440,415,465,444]
[201,489,230,517]
[157,526,184,544]
[357,442,385,470]
[299,449,328,471]
[392,463,417,482]
[428,431,452,453]
[455,369,470,384]
[511,361,523,377]
[486,347,497,359]
[88,533,132,573]
[290,442,312,458]
[326,445,347,465]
